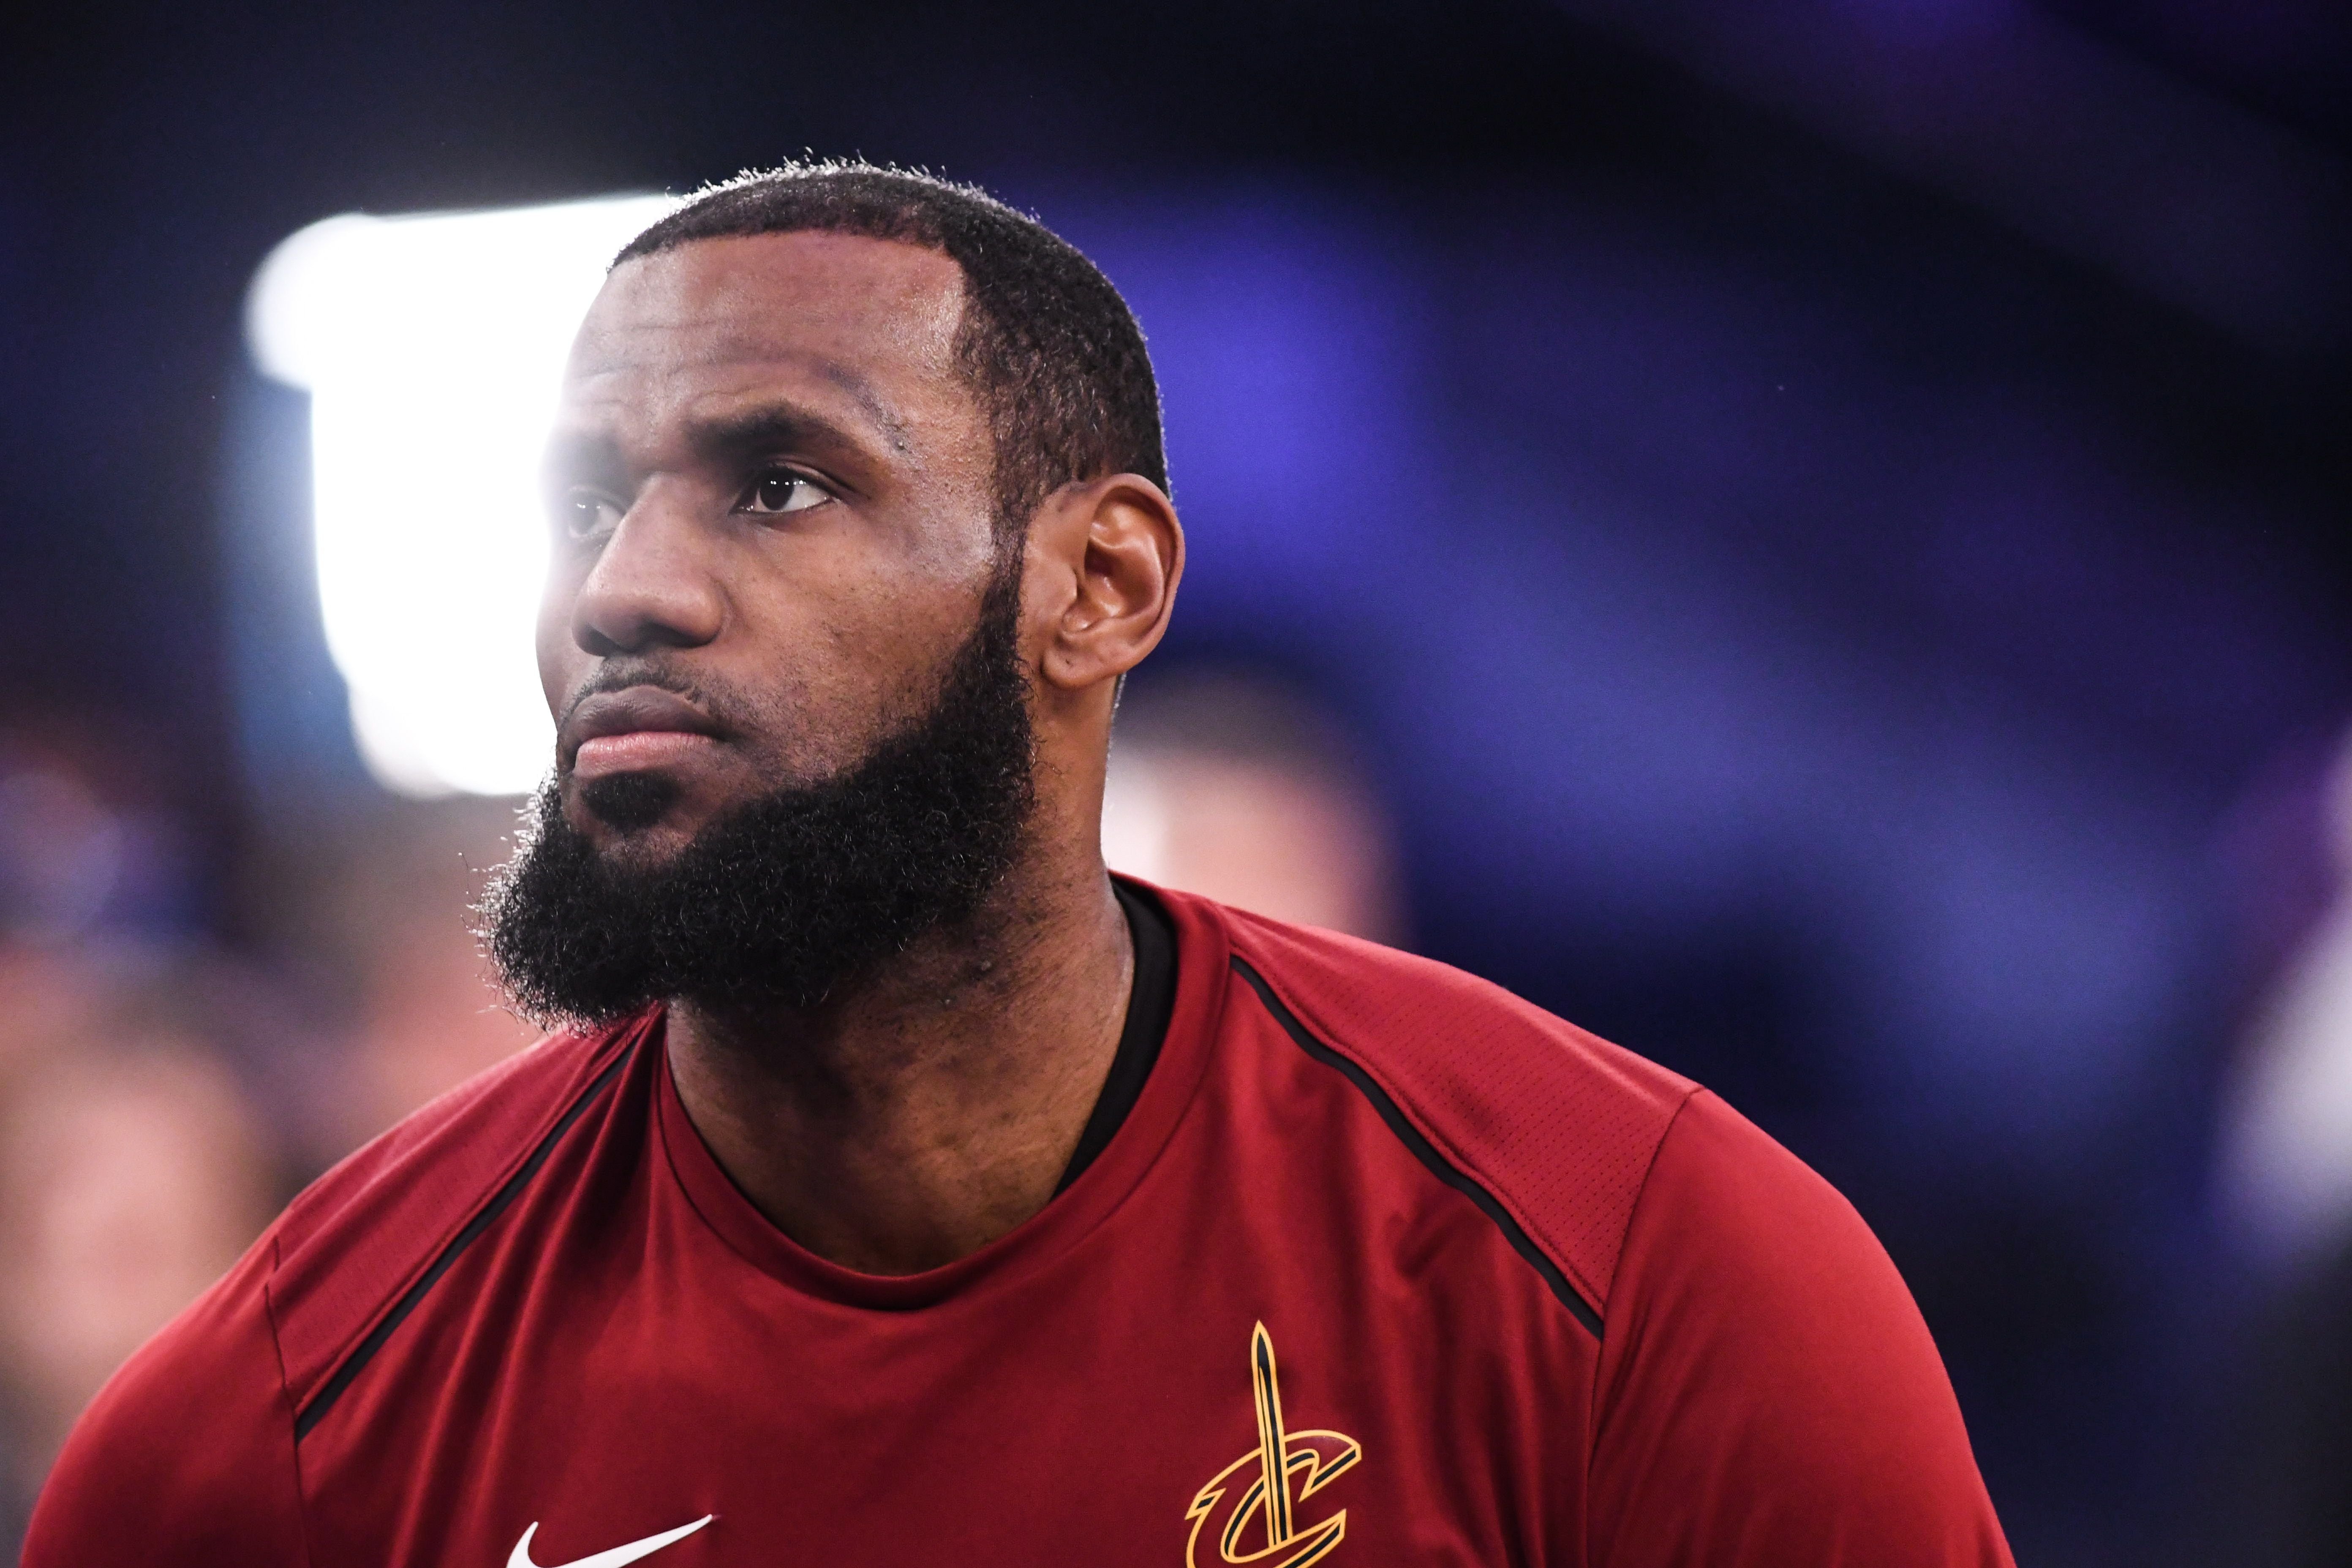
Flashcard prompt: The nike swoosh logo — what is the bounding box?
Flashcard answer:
[507,1515,713,1568]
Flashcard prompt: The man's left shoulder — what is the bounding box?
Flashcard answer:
[1205,898,2010,1561]
[1206,898,1696,1320]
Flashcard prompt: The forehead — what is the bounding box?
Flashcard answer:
[562,231,969,435]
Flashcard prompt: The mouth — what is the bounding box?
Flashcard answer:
[559,686,727,781]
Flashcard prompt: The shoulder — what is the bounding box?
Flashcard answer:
[24,1018,646,1565]
[1585,1091,2011,1561]
[1604,1089,1942,1391]
[1204,897,1696,1319]
[263,1017,646,1417]
[1195,897,2008,1559]
[23,1236,305,1565]
[272,1019,634,1260]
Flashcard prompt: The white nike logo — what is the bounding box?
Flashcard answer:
[506,1515,713,1568]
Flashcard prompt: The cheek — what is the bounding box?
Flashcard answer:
[726,566,979,772]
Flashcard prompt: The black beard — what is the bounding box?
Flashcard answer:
[481,565,1035,1027]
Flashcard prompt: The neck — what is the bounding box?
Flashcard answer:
[662,843,1134,1275]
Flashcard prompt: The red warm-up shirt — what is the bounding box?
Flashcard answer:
[27,882,2011,1566]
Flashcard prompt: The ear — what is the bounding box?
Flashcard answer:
[1026,474,1184,694]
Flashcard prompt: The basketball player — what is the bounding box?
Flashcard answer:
[27,164,2012,1565]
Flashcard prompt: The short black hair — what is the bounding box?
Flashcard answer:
[615,161,1166,539]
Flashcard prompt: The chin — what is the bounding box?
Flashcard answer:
[577,770,687,835]
[572,761,780,847]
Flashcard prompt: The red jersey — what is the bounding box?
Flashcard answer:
[27,882,2011,1565]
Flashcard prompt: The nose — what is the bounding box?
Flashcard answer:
[568,492,725,658]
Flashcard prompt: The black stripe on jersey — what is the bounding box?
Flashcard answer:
[1230,956,1606,1339]
[294,1045,635,1441]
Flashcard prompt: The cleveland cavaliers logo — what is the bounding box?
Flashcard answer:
[1184,1323,1362,1568]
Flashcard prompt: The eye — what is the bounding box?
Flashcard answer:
[736,469,832,517]
[558,490,625,542]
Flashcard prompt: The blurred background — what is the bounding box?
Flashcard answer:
[4,0,2352,1559]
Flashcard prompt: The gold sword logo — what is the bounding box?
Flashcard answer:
[1184,1324,1362,1568]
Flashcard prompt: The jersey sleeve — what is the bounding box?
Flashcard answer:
[1584,1090,2012,1567]
[20,1238,310,1567]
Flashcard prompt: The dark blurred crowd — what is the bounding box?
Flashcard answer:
[0,713,539,1544]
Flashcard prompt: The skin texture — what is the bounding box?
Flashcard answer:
[540,231,1182,1274]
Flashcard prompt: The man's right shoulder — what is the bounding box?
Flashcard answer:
[22,1018,648,1567]
[268,1020,642,1352]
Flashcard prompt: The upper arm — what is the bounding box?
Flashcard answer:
[1584,1091,2012,1567]
[22,1244,309,1568]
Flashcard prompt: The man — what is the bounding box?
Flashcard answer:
[27,163,2012,1565]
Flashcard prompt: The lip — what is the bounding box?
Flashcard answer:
[560,686,726,779]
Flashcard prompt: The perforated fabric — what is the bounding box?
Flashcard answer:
[1221,905,1694,1316]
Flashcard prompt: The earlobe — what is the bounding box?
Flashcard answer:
[1035,475,1183,694]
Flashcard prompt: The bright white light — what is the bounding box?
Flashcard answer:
[247,194,677,797]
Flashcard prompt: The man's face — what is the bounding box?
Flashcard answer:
[538,231,1003,858]
[489,232,1040,1023]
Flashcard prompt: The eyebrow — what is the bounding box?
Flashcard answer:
[683,400,891,466]
[541,381,912,495]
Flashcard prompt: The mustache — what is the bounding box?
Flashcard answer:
[558,659,734,732]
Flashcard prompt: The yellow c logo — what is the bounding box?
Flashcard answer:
[1184,1323,1361,1568]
